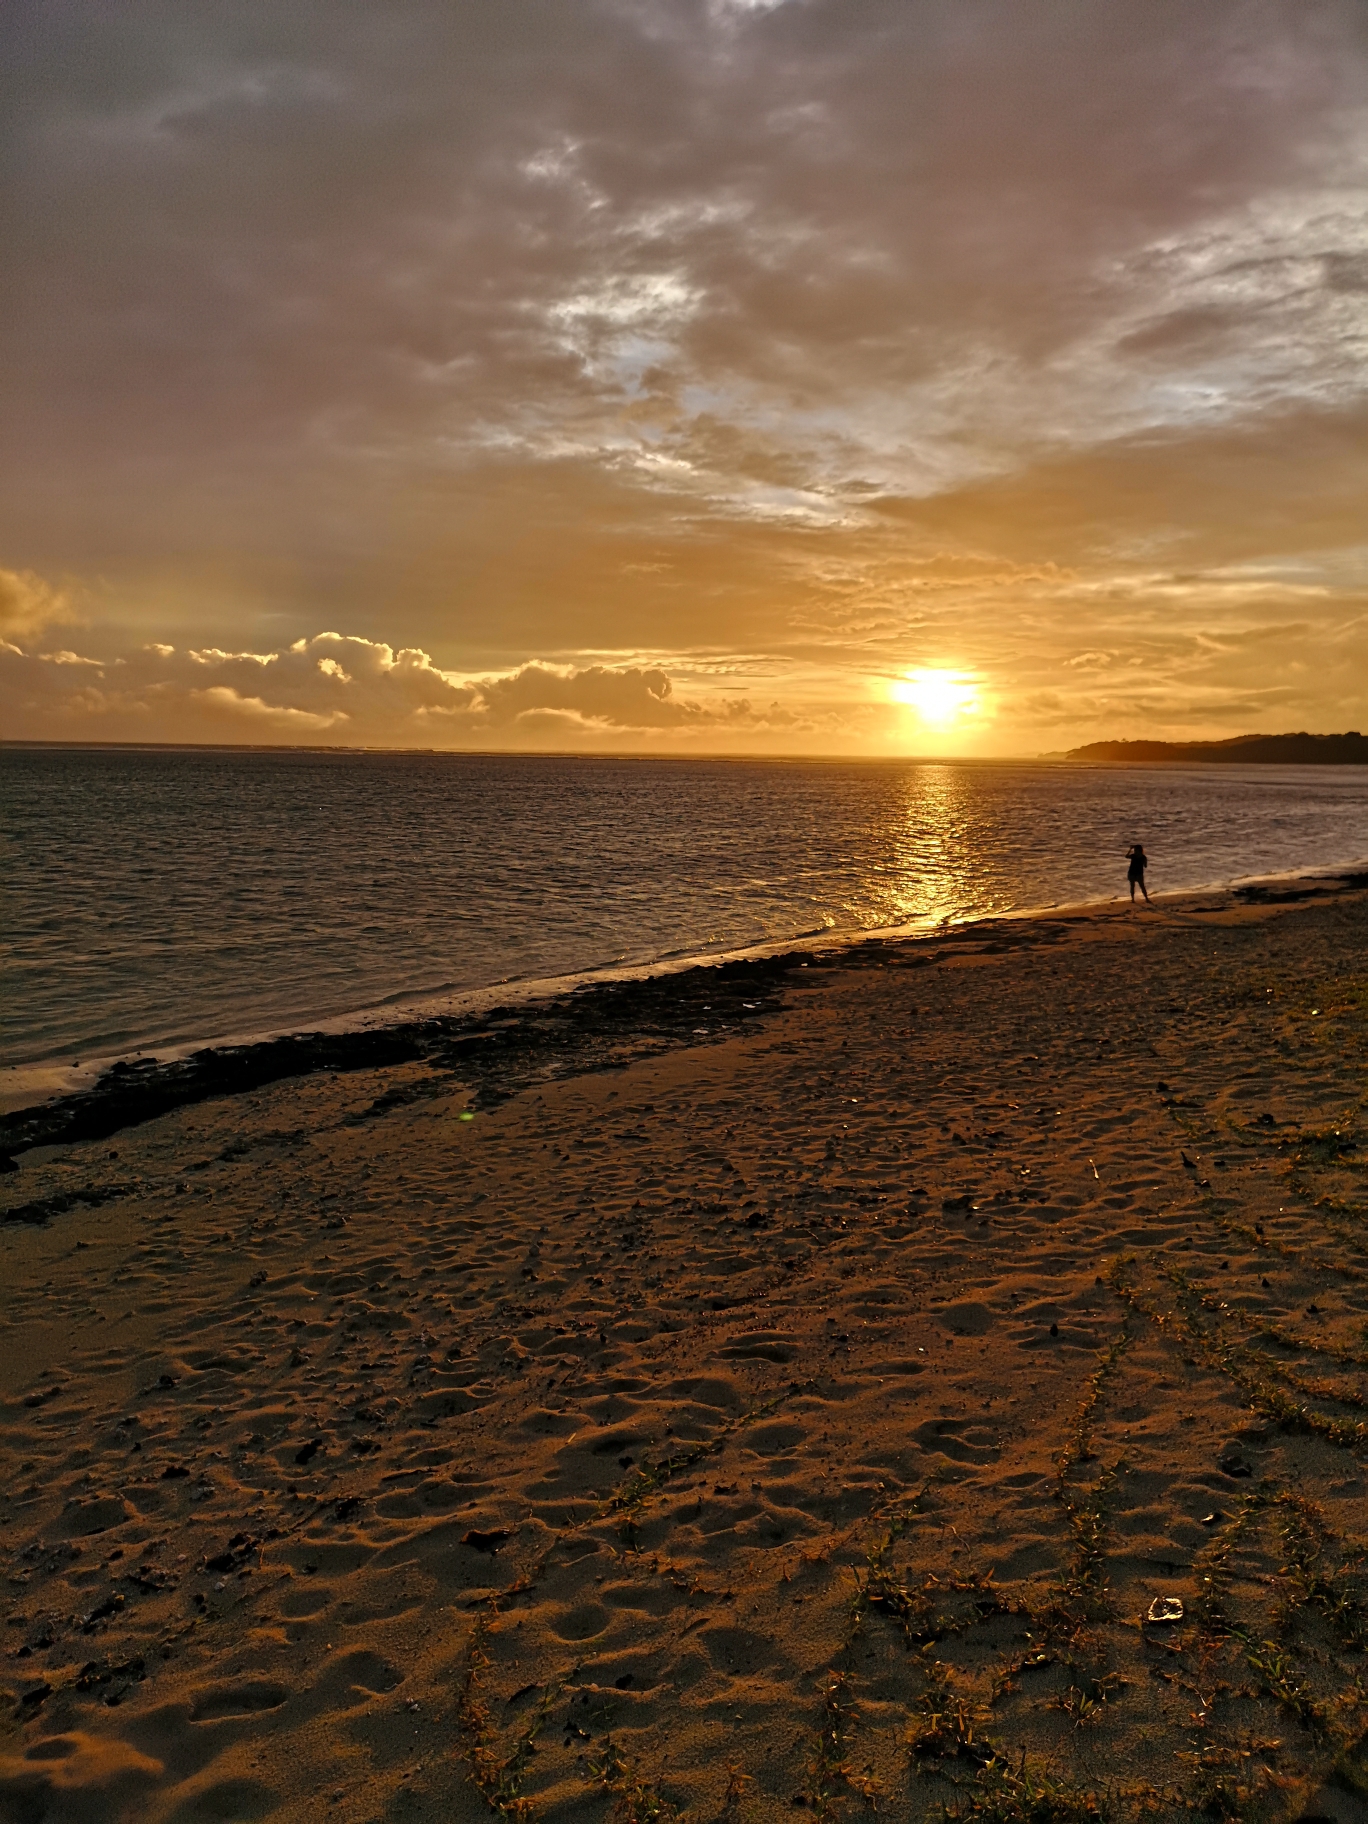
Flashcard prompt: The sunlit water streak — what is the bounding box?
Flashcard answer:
[3,748,1367,1076]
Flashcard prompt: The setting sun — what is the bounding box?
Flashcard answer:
[889,668,980,726]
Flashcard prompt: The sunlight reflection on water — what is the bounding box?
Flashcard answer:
[881,766,987,926]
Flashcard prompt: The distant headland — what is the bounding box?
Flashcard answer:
[1065,732,1368,765]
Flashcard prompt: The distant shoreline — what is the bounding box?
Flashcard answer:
[1066,732,1368,764]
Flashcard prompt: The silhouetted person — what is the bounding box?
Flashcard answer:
[1126,844,1150,903]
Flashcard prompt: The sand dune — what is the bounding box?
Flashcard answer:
[3,884,1367,1822]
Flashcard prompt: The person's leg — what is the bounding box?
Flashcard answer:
[1129,880,1136,901]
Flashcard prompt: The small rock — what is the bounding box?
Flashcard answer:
[1146,1596,1184,1624]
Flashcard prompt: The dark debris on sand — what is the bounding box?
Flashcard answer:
[1,923,1060,1172]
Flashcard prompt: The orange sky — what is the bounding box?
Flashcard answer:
[2,1,1366,755]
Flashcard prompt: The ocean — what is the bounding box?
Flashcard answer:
[4,746,1367,1095]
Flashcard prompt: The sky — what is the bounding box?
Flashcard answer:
[2,0,1366,756]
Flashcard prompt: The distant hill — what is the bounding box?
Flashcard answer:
[1065,732,1368,765]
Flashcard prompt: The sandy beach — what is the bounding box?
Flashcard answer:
[2,878,1367,1824]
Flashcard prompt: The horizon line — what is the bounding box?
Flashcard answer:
[1,737,1047,764]
[5,735,1363,764]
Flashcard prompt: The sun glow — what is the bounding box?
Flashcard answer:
[889,668,980,726]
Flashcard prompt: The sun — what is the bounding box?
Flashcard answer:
[888,668,979,726]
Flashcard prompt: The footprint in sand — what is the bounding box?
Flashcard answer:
[313,1648,404,1707]
[189,1679,290,1722]
[0,1732,162,1810]
[912,1416,1001,1463]
[552,1601,612,1641]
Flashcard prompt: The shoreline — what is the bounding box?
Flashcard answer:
[3,861,1365,1153]
[1,870,1366,1819]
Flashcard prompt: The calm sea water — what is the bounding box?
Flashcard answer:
[4,747,1368,1077]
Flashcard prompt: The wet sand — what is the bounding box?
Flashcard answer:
[2,881,1367,1823]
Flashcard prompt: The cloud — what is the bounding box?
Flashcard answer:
[0,3,1364,749]
[5,575,1364,754]
[0,632,780,746]
[0,568,71,640]
[192,686,344,731]
[9,6,1366,516]
[472,662,722,729]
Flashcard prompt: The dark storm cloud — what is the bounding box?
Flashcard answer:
[2,0,1365,748]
